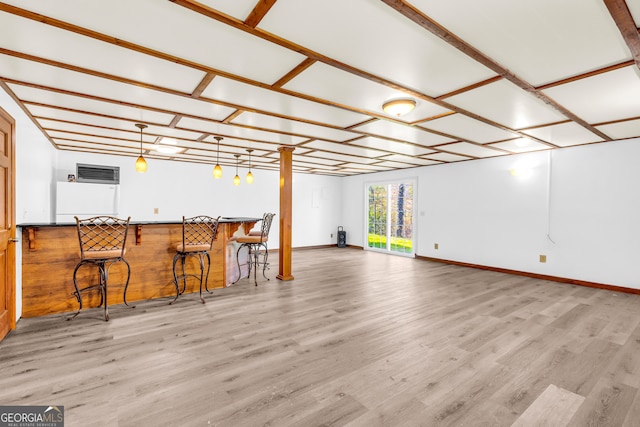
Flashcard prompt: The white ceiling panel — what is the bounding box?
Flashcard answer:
[542,66,640,124]
[596,119,640,140]
[293,160,343,169]
[489,138,551,153]
[196,0,257,21]
[231,112,360,143]
[304,151,379,164]
[26,106,150,131]
[629,1,640,25]
[0,55,235,120]
[259,0,496,97]
[10,84,176,125]
[37,118,204,142]
[202,76,369,128]
[338,163,393,171]
[291,156,345,166]
[425,152,472,163]
[351,137,436,156]
[435,142,507,158]
[1,0,305,85]
[373,160,419,169]
[178,117,306,145]
[47,130,149,147]
[1,1,637,177]
[353,120,455,147]
[282,61,451,121]
[380,155,441,166]
[445,79,566,129]
[419,114,519,143]
[522,122,604,147]
[201,135,280,153]
[410,0,631,86]
[0,12,206,93]
[303,140,387,158]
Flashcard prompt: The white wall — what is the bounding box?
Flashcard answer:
[56,151,343,249]
[343,140,640,290]
[2,87,57,321]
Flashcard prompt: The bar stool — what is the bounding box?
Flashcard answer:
[172,215,220,304]
[70,216,132,321]
[235,213,275,286]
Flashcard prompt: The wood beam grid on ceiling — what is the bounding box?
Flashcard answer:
[1,0,640,176]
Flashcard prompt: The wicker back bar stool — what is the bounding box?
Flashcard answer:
[172,215,220,304]
[70,216,132,321]
[234,212,275,286]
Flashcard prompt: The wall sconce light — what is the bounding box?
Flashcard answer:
[213,136,223,178]
[233,154,241,186]
[382,98,416,117]
[135,123,148,173]
[246,149,254,184]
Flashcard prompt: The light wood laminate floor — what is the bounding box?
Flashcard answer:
[2,248,640,426]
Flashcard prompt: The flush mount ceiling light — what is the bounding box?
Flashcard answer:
[382,98,416,117]
[213,136,223,178]
[233,154,241,186]
[156,138,181,154]
[135,123,148,173]
[246,149,254,184]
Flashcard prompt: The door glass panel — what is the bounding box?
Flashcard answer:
[367,181,414,255]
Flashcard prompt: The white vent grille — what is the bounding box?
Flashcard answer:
[76,164,120,184]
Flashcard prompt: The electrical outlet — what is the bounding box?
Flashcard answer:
[539,254,547,263]
[331,233,333,238]
[434,243,439,250]
[154,207,159,214]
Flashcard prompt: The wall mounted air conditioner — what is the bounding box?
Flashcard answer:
[76,163,120,184]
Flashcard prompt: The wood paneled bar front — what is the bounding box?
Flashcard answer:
[19,217,260,318]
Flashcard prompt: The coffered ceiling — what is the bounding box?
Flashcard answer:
[1,0,639,176]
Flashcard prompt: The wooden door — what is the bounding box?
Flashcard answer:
[0,107,15,342]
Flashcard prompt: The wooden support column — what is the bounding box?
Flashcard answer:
[277,145,295,281]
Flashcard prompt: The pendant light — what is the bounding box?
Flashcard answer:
[213,136,223,178]
[135,123,148,173]
[233,154,241,186]
[246,149,254,184]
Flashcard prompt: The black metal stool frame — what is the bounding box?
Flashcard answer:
[234,213,275,286]
[172,215,220,304]
[70,216,132,321]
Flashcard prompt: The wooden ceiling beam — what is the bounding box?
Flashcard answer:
[380,0,613,142]
[190,73,216,98]
[604,0,640,69]
[244,0,278,28]
[169,0,560,147]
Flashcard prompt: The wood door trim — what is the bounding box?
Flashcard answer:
[0,106,16,339]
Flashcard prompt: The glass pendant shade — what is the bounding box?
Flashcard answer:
[246,149,254,184]
[135,156,147,173]
[213,164,222,178]
[213,136,223,179]
[233,153,241,186]
[135,123,148,173]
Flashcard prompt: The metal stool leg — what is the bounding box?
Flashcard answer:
[170,253,182,304]
[122,258,134,308]
[98,261,109,321]
[203,252,212,294]
[68,262,85,321]
[261,244,270,281]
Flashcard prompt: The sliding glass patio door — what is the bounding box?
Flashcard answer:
[366,180,415,256]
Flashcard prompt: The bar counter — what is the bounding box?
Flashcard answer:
[19,218,260,317]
